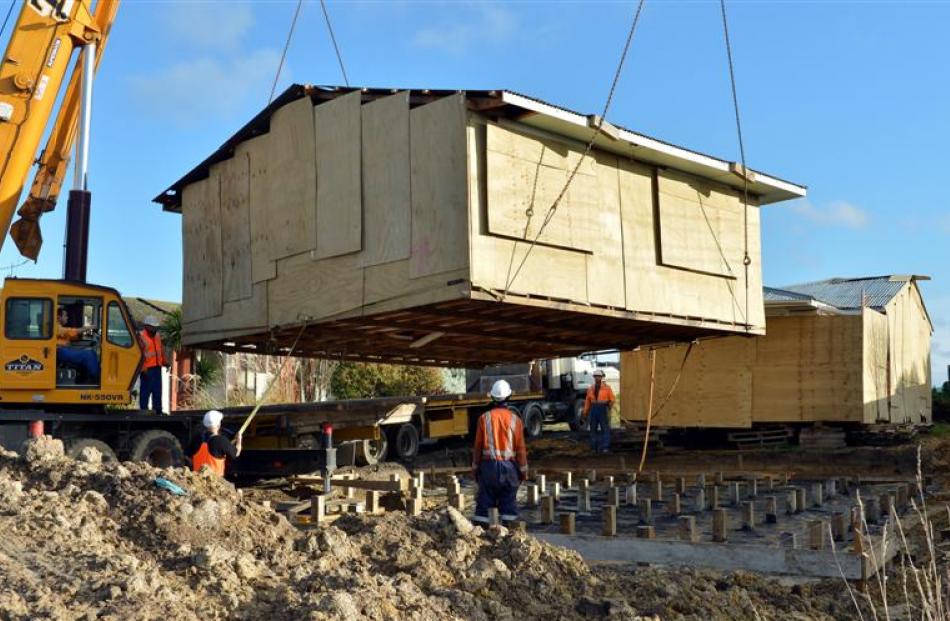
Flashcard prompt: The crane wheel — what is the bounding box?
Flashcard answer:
[66,438,117,463]
[387,424,419,461]
[355,435,389,466]
[129,430,184,469]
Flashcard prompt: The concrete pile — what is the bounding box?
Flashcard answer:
[0,437,862,620]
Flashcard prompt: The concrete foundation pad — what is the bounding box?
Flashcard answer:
[534,533,864,579]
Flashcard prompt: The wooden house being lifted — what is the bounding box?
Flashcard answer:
[621,275,933,428]
[155,85,805,367]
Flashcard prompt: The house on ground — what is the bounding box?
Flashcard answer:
[621,275,933,428]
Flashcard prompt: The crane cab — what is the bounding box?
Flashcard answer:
[0,278,142,408]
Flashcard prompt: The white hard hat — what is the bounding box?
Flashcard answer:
[143,315,160,327]
[593,368,606,378]
[489,379,512,402]
[203,410,224,429]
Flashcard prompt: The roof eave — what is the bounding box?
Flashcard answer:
[500,91,807,205]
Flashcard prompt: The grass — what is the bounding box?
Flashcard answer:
[842,444,949,621]
[927,423,950,438]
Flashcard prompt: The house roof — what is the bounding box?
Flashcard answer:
[779,275,930,311]
[154,84,807,212]
[122,297,179,327]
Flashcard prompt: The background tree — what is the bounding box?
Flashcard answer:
[330,362,444,399]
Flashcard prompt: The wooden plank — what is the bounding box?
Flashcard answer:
[291,476,409,493]
[269,252,364,326]
[363,259,467,307]
[264,97,318,260]
[246,133,277,283]
[535,533,864,579]
[409,94,469,278]
[361,92,411,267]
[314,91,362,259]
[181,175,222,322]
[215,152,253,302]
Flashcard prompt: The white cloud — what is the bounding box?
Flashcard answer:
[164,3,254,51]
[129,49,282,123]
[790,199,869,230]
[413,4,516,54]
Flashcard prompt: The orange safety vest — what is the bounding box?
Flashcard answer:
[583,382,615,417]
[139,330,166,369]
[472,407,528,476]
[192,442,226,476]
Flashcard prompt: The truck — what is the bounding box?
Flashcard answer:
[467,358,620,434]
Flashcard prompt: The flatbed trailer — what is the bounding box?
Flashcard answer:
[0,390,548,477]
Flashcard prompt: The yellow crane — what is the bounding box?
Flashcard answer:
[0,0,141,409]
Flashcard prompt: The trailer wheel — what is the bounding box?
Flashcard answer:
[355,435,389,466]
[569,398,589,433]
[129,430,184,469]
[522,403,544,440]
[66,438,117,463]
[388,424,419,461]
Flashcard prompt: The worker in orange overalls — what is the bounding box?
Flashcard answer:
[191,410,242,476]
[472,380,528,526]
[138,315,168,413]
[583,369,616,454]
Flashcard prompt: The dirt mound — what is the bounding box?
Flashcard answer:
[0,439,644,620]
[0,439,868,620]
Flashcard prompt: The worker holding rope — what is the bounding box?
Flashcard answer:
[583,369,616,454]
[191,410,242,476]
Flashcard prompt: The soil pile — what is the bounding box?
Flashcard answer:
[0,437,645,620]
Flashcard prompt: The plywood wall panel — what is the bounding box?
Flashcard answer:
[183,282,268,341]
[361,92,411,267]
[263,98,317,260]
[314,91,362,259]
[484,123,597,253]
[585,151,624,308]
[268,252,364,326]
[216,152,252,302]
[181,176,222,323]
[620,338,753,428]
[246,134,277,283]
[409,95,469,278]
[862,307,889,423]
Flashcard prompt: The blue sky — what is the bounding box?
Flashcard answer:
[1,0,948,383]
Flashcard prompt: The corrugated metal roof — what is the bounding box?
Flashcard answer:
[154,84,806,211]
[763,287,815,304]
[780,276,915,310]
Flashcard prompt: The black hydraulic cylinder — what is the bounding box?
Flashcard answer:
[64,189,91,283]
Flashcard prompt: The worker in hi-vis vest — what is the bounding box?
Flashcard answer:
[137,315,168,413]
[471,380,528,525]
[191,410,242,476]
[583,369,616,454]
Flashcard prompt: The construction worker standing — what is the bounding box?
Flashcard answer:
[472,380,528,526]
[583,369,615,454]
[138,316,168,413]
[191,410,242,476]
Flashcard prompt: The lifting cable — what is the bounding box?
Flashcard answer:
[319,0,349,87]
[499,0,646,300]
[269,0,305,103]
[0,1,14,42]
[237,321,310,437]
[719,0,753,331]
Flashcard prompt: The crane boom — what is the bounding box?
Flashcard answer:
[0,0,117,262]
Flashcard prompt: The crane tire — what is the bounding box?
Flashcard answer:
[522,403,544,440]
[66,438,117,463]
[129,430,184,469]
[388,424,419,461]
